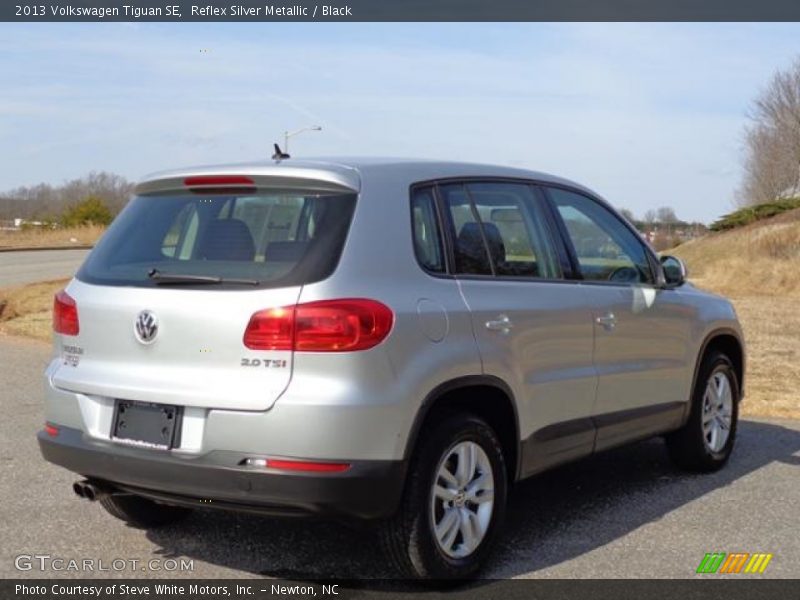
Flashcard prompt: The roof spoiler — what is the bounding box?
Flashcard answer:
[135,165,360,196]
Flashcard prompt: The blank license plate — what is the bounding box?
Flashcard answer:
[112,400,181,449]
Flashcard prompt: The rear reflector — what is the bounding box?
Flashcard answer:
[44,424,59,437]
[245,458,351,473]
[184,175,255,187]
[243,299,393,352]
[53,290,79,336]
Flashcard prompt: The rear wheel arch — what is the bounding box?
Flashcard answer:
[404,376,520,482]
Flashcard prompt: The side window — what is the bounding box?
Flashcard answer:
[411,187,445,273]
[439,184,491,275]
[547,188,654,284]
[440,182,561,278]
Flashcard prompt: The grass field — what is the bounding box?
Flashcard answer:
[0,224,104,249]
[0,279,66,341]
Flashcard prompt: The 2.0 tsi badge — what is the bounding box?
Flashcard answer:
[134,310,159,344]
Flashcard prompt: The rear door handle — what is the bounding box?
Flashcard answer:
[595,312,616,331]
[486,315,513,333]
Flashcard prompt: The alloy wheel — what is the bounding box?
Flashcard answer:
[430,441,495,558]
[702,370,733,453]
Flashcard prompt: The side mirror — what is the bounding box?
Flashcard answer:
[660,255,688,287]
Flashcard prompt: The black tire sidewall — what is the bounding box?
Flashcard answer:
[406,414,507,579]
[690,354,740,465]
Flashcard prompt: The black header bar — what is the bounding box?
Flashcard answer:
[4,0,800,22]
[4,579,800,600]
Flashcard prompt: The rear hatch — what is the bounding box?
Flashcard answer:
[52,169,358,411]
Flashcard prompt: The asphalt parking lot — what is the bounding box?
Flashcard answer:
[1,335,798,580]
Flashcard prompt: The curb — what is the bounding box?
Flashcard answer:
[0,245,93,253]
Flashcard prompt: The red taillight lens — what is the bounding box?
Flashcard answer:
[243,299,393,352]
[53,290,79,336]
[184,175,256,195]
[243,307,295,351]
[44,423,59,437]
[295,299,394,352]
[184,175,254,186]
[266,459,350,473]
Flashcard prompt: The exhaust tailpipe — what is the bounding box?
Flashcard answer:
[72,481,85,498]
[72,480,106,502]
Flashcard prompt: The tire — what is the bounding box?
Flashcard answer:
[380,412,508,580]
[99,494,192,529]
[666,351,740,472]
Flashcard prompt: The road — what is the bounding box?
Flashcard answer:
[0,248,90,287]
[1,335,798,581]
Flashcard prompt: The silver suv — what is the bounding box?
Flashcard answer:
[39,158,744,579]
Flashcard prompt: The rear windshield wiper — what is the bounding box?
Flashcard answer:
[147,268,260,286]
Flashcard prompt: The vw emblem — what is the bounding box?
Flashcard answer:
[134,310,159,344]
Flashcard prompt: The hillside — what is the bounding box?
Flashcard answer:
[671,208,800,418]
[672,207,800,297]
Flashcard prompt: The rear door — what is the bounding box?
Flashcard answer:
[53,182,357,412]
[435,181,598,477]
[543,186,693,450]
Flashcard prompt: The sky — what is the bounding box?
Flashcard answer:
[1,22,800,223]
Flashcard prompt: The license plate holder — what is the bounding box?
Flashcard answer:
[112,400,182,449]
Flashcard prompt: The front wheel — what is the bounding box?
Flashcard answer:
[666,351,740,472]
[380,413,507,579]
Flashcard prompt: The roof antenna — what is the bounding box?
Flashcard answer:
[272,143,290,161]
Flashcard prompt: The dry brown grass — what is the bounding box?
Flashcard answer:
[672,207,800,418]
[726,296,799,418]
[0,279,66,342]
[0,224,104,249]
[672,208,800,297]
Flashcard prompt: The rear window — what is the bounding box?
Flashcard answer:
[77,191,357,289]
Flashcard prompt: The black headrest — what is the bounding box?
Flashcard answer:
[198,219,255,262]
[457,222,505,266]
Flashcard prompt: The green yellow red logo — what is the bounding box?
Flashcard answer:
[696,552,773,574]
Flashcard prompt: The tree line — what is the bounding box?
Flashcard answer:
[617,206,707,251]
[0,171,133,226]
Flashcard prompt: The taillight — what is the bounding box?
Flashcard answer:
[53,290,79,336]
[184,175,256,195]
[243,306,294,351]
[184,175,254,186]
[243,299,393,352]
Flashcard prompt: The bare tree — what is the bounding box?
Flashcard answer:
[738,124,796,206]
[656,206,678,223]
[619,208,636,223]
[738,58,800,206]
[643,209,657,225]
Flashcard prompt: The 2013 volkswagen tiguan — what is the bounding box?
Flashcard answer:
[39,158,744,579]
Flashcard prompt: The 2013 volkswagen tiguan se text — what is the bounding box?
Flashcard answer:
[39,158,745,579]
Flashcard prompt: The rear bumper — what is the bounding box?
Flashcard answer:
[38,426,406,519]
